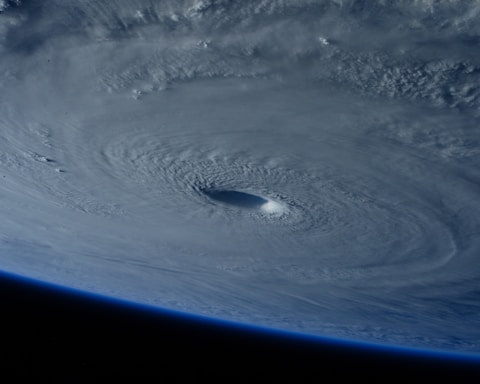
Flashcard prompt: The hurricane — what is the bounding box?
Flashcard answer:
[1,0,480,353]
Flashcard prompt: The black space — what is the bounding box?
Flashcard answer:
[1,272,479,378]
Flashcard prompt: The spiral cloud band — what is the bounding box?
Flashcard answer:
[1,0,480,352]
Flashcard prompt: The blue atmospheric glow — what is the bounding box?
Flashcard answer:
[3,269,480,367]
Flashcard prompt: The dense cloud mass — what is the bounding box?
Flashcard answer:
[1,0,480,352]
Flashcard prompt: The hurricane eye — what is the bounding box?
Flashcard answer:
[202,189,268,209]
